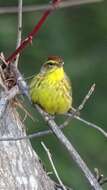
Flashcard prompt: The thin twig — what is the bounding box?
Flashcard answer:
[41,141,67,190]
[0,52,8,66]
[15,0,23,67]
[94,168,107,186]
[0,65,7,91]
[24,74,35,81]
[0,129,53,141]
[10,63,30,99]
[36,105,102,190]
[78,83,95,111]
[0,114,106,142]
[0,0,103,14]
[5,0,61,65]
[75,116,107,138]
[62,83,95,128]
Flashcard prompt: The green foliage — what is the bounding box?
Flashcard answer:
[0,0,107,189]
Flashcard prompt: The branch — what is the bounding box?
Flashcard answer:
[94,168,107,186]
[36,105,102,190]
[62,83,95,128]
[0,115,106,142]
[75,116,107,138]
[10,63,30,98]
[5,0,61,65]
[0,53,30,99]
[0,0,103,14]
[41,142,67,190]
[15,0,23,67]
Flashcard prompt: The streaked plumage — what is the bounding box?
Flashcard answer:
[29,56,72,114]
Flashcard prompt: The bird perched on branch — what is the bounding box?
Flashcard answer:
[29,56,72,115]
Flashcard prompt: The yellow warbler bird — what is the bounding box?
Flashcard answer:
[29,56,72,114]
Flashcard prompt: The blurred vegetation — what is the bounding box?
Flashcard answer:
[0,0,107,189]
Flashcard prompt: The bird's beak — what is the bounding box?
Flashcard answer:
[59,62,64,67]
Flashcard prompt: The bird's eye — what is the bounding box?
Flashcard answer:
[48,62,53,66]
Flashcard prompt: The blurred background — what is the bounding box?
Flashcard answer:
[0,0,107,189]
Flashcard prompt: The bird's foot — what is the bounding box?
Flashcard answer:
[68,107,80,117]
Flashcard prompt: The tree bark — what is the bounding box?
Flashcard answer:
[0,103,55,190]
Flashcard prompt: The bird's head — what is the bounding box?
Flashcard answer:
[41,56,64,74]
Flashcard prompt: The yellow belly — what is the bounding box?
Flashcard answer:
[30,75,72,114]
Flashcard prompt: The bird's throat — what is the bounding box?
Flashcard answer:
[47,67,65,81]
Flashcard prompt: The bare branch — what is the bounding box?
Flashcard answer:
[75,116,107,138]
[0,128,52,141]
[36,105,102,190]
[5,0,61,65]
[41,142,67,190]
[78,83,95,111]
[62,83,95,128]
[0,115,106,142]
[0,0,103,14]
[15,0,23,67]
[94,168,107,186]
[10,62,30,99]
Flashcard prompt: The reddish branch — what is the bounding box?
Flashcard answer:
[6,0,61,64]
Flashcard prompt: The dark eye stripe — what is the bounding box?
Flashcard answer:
[48,62,54,66]
[48,62,60,66]
[44,61,60,67]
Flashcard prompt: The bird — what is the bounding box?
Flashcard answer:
[29,56,72,115]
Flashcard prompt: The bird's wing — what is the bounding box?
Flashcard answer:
[29,74,42,89]
[64,73,72,94]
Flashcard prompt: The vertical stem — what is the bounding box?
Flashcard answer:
[15,0,22,67]
[6,0,61,64]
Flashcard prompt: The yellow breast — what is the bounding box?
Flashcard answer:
[30,67,72,114]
